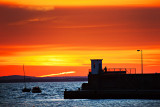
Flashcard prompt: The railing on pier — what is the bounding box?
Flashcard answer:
[89,68,136,74]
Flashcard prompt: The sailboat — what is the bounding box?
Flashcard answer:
[22,64,31,92]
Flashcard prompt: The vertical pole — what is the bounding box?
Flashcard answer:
[23,64,26,88]
[141,50,143,74]
[137,50,143,74]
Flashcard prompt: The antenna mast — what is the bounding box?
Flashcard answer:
[23,64,26,88]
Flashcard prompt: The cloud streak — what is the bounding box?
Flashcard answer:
[37,71,76,77]
[9,17,56,25]
[0,1,55,11]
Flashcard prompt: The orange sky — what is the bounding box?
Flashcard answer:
[1,0,160,6]
[0,1,160,77]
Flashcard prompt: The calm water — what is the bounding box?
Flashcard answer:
[0,82,160,107]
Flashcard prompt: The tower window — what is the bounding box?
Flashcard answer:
[93,62,95,68]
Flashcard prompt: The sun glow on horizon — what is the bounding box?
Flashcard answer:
[0,45,160,66]
[37,71,76,77]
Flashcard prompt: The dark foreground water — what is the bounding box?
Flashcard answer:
[0,82,160,107]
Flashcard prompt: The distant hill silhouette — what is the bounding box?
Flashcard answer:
[0,75,88,83]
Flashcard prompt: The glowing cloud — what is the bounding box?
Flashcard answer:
[0,0,160,7]
[37,71,76,77]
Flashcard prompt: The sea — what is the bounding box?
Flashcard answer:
[0,82,160,107]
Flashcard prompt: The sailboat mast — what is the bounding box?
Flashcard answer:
[23,64,26,88]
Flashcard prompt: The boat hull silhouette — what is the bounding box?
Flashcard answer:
[32,87,42,93]
[22,88,31,92]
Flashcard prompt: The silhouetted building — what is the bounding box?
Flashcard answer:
[83,59,160,90]
[64,59,160,99]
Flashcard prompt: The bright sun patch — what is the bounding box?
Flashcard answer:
[37,71,76,77]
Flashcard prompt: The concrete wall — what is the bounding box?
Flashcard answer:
[87,74,160,90]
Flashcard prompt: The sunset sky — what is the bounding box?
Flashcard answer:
[0,0,160,77]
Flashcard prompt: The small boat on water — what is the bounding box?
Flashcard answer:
[32,87,42,93]
[22,87,31,92]
[22,64,31,92]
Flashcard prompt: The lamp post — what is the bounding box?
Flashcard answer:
[137,50,143,74]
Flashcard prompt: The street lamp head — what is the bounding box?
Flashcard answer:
[137,50,140,51]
